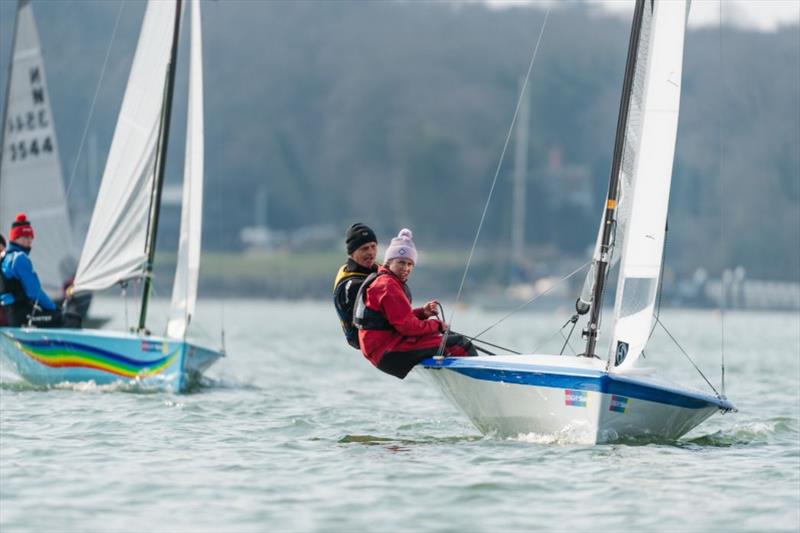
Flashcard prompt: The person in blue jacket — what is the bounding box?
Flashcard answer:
[0,233,6,326]
[0,213,62,327]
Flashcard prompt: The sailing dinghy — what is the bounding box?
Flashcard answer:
[422,0,735,443]
[0,0,224,392]
[0,0,77,301]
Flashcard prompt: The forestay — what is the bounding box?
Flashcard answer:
[0,0,75,293]
[72,1,178,293]
[167,0,204,339]
[609,0,690,370]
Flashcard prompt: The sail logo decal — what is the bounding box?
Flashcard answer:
[615,341,629,366]
[565,389,587,407]
[609,395,630,413]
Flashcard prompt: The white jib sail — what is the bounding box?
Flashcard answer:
[72,0,178,293]
[0,0,75,294]
[609,0,689,370]
[167,0,204,339]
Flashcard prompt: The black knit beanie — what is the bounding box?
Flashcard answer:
[345,223,377,254]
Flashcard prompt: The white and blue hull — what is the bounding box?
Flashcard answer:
[421,355,735,444]
[0,327,224,393]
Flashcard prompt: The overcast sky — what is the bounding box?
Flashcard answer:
[486,0,800,32]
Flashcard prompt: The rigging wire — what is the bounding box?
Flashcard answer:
[469,259,590,341]
[64,1,126,203]
[470,337,518,355]
[655,315,722,399]
[434,302,518,355]
[205,0,227,354]
[558,314,579,355]
[437,6,552,355]
[120,281,129,331]
[531,314,583,355]
[717,0,727,398]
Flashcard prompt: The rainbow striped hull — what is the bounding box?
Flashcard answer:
[0,327,223,392]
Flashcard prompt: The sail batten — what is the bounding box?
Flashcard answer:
[72,1,179,294]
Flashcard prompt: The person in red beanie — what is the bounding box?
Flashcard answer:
[354,228,476,379]
[0,213,62,327]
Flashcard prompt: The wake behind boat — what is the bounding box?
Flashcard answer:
[0,0,223,392]
[421,0,735,443]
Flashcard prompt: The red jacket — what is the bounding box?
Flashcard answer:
[358,266,443,366]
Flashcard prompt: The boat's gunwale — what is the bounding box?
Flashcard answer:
[421,356,736,412]
[1,326,221,354]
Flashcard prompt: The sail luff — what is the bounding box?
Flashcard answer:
[0,1,21,162]
[167,0,204,340]
[582,0,647,358]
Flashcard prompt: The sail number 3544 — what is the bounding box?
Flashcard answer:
[6,136,54,162]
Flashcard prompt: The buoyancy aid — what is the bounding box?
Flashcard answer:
[0,251,29,308]
[353,271,412,331]
[333,260,377,349]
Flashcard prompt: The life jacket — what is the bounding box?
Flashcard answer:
[333,265,370,349]
[0,251,29,308]
[353,271,412,331]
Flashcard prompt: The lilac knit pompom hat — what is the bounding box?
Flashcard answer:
[383,228,418,265]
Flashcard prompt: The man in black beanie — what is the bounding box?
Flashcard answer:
[333,223,378,349]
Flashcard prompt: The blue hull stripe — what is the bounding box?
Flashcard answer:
[422,358,734,411]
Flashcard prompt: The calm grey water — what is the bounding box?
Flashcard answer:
[1,298,798,532]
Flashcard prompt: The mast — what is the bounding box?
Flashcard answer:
[138,0,183,332]
[583,0,646,358]
[0,0,24,180]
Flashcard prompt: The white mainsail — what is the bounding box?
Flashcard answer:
[72,0,178,293]
[167,0,204,339]
[609,0,690,370]
[0,0,75,294]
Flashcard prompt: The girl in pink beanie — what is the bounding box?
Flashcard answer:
[382,228,418,265]
[356,228,477,379]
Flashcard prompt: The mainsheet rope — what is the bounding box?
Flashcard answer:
[433,260,589,357]
[437,6,552,356]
